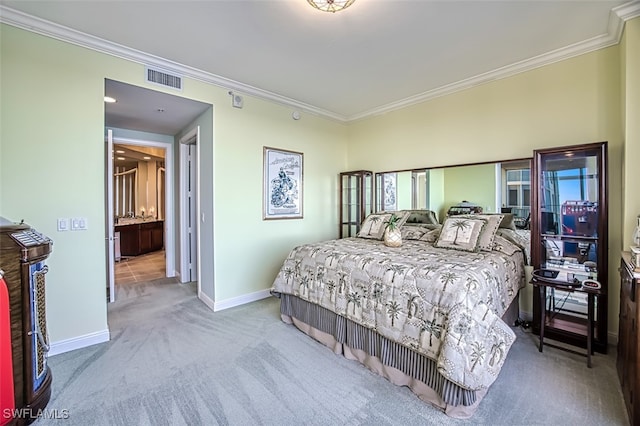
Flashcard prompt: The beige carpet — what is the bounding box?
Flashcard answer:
[36,279,629,425]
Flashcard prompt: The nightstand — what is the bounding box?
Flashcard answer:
[531,274,603,368]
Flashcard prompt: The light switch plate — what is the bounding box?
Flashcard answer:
[71,217,88,231]
[57,218,69,232]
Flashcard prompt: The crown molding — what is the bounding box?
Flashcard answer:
[614,0,640,22]
[0,6,347,123]
[348,1,640,122]
[2,2,639,124]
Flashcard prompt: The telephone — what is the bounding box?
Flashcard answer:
[581,279,601,290]
[532,269,582,287]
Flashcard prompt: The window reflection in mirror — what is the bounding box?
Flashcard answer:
[540,155,599,236]
[503,161,531,227]
[539,152,600,277]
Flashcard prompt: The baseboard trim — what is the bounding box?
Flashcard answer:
[198,289,216,311]
[519,309,533,322]
[213,289,272,312]
[48,329,110,357]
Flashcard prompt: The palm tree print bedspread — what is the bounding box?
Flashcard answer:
[271,237,526,391]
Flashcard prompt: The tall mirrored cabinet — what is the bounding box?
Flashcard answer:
[339,171,373,238]
[531,141,608,353]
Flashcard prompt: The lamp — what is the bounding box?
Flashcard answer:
[307,0,355,13]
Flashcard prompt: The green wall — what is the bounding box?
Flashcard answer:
[623,18,640,248]
[442,163,496,219]
[396,172,413,210]
[174,106,216,302]
[0,24,348,348]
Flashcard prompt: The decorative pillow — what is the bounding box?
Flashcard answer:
[492,234,521,257]
[434,216,486,252]
[400,223,442,243]
[419,226,442,243]
[459,214,503,251]
[357,211,409,240]
[402,209,439,225]
[497,213,517,230]
[496,228,529,250]
[401,226,429,240]
[496,228,531,265]
[357,212,392,240]
[403,223,440,230]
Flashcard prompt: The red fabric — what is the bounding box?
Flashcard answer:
[0,276,14,425]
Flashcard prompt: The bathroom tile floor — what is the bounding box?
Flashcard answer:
[115,250,166,285]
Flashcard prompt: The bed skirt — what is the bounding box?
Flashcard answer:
[278,293,518,419]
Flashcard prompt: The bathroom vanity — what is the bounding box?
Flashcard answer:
[115,220,164,256]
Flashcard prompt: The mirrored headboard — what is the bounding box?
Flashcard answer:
[374,158,531,224]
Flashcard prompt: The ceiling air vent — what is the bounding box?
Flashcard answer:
[145,67,182,91]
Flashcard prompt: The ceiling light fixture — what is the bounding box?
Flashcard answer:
[104,96,116,103]
[307,0,355,13]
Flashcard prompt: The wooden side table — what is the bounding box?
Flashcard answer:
[531,276,603,367]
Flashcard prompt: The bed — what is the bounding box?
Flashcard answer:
[270,211,529,418]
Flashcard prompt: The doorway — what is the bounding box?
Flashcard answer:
[104,78,211,305]
[107,137,175,301]
[113,142,168,286]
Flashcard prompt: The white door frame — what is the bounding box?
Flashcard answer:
[179,127,201,294]
[105,129,116,302]
[109,136,176,280]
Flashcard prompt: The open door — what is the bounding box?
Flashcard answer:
[179,127,199,287]
[105,129,116,302]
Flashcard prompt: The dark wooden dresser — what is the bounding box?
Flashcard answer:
[0,217,53,424]
[618,252,640,425]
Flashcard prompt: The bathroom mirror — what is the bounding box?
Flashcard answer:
[113,143,166,222]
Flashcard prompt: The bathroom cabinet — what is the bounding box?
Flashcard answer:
[116,220,164,256]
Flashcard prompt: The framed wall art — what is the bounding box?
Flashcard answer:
[263,147,303,220]
[383,173,397,211]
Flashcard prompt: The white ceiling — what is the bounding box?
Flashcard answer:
[104,79,212,136]
[2,0,639,132]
